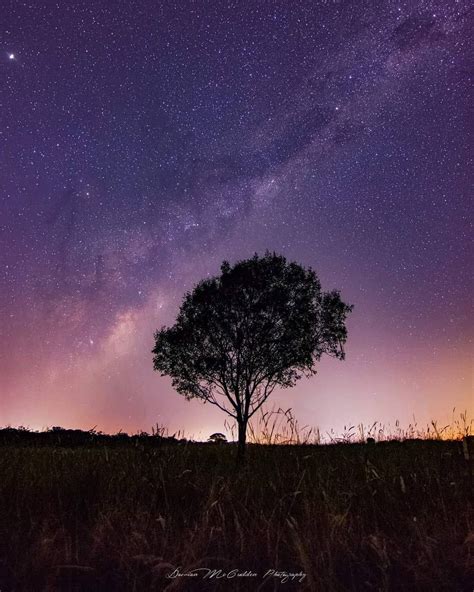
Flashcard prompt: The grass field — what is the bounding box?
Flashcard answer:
[0,425,473,591]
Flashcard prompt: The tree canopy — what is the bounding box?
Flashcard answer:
[152,252,353,459]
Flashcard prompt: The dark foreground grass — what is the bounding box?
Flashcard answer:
[0,439,472,591]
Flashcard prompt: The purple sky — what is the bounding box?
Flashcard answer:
[1,1,472,439]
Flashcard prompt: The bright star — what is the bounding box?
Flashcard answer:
[8,53,15,60]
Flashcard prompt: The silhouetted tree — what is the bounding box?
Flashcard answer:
[208,432,228,444]
[152,252,353,461]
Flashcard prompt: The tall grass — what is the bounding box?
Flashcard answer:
[0,412,472,591]
[224,407,473,446]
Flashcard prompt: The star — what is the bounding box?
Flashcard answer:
[8,53,15,60]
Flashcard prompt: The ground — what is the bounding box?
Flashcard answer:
[0,436,472,591]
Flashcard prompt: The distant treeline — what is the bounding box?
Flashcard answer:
[0,427,190,447]
[0,426,468,451]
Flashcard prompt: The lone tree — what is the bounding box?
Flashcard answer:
[152,252,352,460]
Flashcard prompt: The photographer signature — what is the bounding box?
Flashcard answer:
[167,567,306,583]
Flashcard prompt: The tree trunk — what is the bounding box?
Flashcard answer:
[237,419,247,464]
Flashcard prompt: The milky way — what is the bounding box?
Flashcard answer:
[1,1,472,439]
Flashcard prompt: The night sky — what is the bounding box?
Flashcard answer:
[1,1,472,440]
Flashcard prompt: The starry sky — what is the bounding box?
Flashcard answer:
[1,1,472,440]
